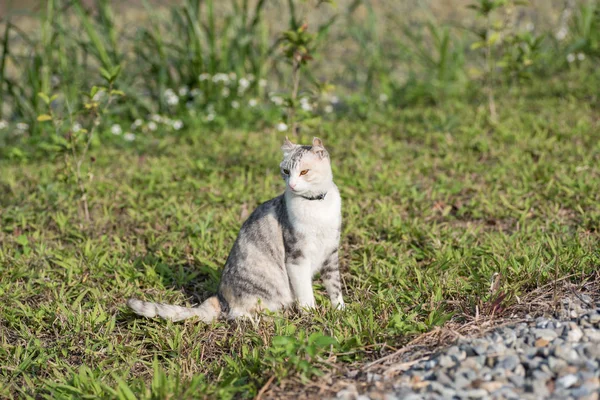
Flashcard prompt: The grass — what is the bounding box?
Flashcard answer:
[1,71,599,398]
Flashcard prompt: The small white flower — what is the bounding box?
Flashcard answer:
[301,101,313,112]
[330,95,340,104]
[111,124,122,135]
[165,89,179,105]
[567,53,576,63]
[270,95,284,106]
[212,73,229,83]
[379,93,389,102]
[172,120,184,130]
[124,132,136,141]
[277,122,288,132]
[325,105,334,114]
[525,22,534,32]
[222,87,230,97]
[556,27,568,41]
[228,72,237,80]
[178,86,189,97]
[577,52,586,61]
[0,120,7,130]
[72,123,82,133]
[259,79,267,88]
[148,121,158,131]
[238,78,250,90]
[151,114,162,122]
[199,73,211,81]
[132,119,143,129]
[249,98,258,107]
[206,113,215,122]
[231,101,240,109]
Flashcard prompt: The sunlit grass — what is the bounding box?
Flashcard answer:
[1,76,599,398]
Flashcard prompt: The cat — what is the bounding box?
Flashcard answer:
[127,137,344,322]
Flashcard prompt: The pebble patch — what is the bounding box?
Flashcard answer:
[337,298,600,400]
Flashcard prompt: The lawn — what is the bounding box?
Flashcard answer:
[1,73,599,398]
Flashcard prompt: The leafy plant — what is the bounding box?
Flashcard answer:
[278,0,339,136]
[468,0,528,122]
[37,66,123,222]
[265,332,338,381]
[567,0,600,60]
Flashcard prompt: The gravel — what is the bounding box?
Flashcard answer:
[336,297,600,400]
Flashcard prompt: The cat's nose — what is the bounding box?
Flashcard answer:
[289,183,296,189]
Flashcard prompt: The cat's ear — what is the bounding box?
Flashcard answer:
[281,137,296,154]
[311,137,326,158]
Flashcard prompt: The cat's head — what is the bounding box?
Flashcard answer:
[279,137,333,196]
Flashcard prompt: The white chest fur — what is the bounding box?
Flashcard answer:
[285,186,341,273]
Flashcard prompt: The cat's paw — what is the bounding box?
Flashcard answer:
[334,301,345,311]
[297,299,316,313]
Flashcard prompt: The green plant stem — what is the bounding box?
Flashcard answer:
[288,53,301,136]
[486,13,497,123]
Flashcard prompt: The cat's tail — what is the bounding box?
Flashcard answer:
[127,295,221,323]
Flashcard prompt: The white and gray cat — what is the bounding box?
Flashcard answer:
[127,137,344,322]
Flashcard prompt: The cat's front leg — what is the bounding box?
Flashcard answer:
[286,254,316,309]
[321,248,345,310]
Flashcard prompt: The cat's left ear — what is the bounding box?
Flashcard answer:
[312,137,326,158]
[281,137,297,155]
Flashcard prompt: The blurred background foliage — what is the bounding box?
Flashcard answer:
[0,0,598,155]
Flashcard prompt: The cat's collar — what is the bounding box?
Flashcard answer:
[300,192,327,201]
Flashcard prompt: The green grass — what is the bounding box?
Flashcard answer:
[1,75,599,399]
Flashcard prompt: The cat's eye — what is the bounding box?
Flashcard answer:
[283,169,290,175]
[300,169,309,176]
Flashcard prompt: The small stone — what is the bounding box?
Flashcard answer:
[554,345,580,362]
[508,375,524,386]
[463,389,489,399]
[461,357,482,370]
[472,345,488,356]
[532,370,551,381]
[488,343,507,354]
[584,329,600,342]
[535,338,550,347]
[532,379,550,397]
[567,323,584,342]
[536,317,549,328]
[556,374,578,389]
[533,329,558,341]
[548,357,567,372]
[588,312,600,324]
[427,381,451,395]
[499,355,520,371]
[485,356,497,368]
[336,384,358,400]
[524,357,542,370]
[438,355,456,368]
[396,394,421,400]
[479,381,503,393]
[571,385,592,398]
[453,374,472,390]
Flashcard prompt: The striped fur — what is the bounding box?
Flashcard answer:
[128,137,344,322]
